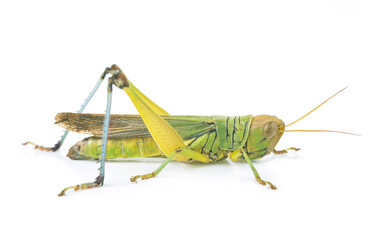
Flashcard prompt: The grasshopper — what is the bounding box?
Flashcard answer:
[24,65,352,196]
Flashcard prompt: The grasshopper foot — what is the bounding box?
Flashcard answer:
[22,141,61,152]
[130,172,156,183]
[256,177,277,190]
[273,147,300,155]
[58,176,103,196]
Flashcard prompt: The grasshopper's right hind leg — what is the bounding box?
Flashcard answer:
[23,67,111,152]
[58,70,119,196]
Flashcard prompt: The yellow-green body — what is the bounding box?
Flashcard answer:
[61,114,284,163]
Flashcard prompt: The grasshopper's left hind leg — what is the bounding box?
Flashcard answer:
[58,69,119,196]
[23,67,111,152]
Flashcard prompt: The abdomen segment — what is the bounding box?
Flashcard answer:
[67,136,165,160]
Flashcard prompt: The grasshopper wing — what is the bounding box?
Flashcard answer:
[55,113,215,141]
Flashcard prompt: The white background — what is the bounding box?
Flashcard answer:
[1,1,387,239]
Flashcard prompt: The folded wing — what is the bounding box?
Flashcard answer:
[55,113,215,141]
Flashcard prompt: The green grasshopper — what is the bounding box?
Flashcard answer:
[24,65,352,196]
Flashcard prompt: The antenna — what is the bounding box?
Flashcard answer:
[286,87,347,127]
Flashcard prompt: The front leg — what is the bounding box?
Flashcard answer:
[273,147,300,155]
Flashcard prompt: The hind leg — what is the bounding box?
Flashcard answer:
[23,67,111,152]
[58,68,119,196]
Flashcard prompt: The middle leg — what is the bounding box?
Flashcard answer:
[130,148,211,182]
[240,149,277,190]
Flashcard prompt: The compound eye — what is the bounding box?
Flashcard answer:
[263,121,278,138]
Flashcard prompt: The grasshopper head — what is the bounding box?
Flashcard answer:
[245,88,355,159]
[246,115,285,154]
